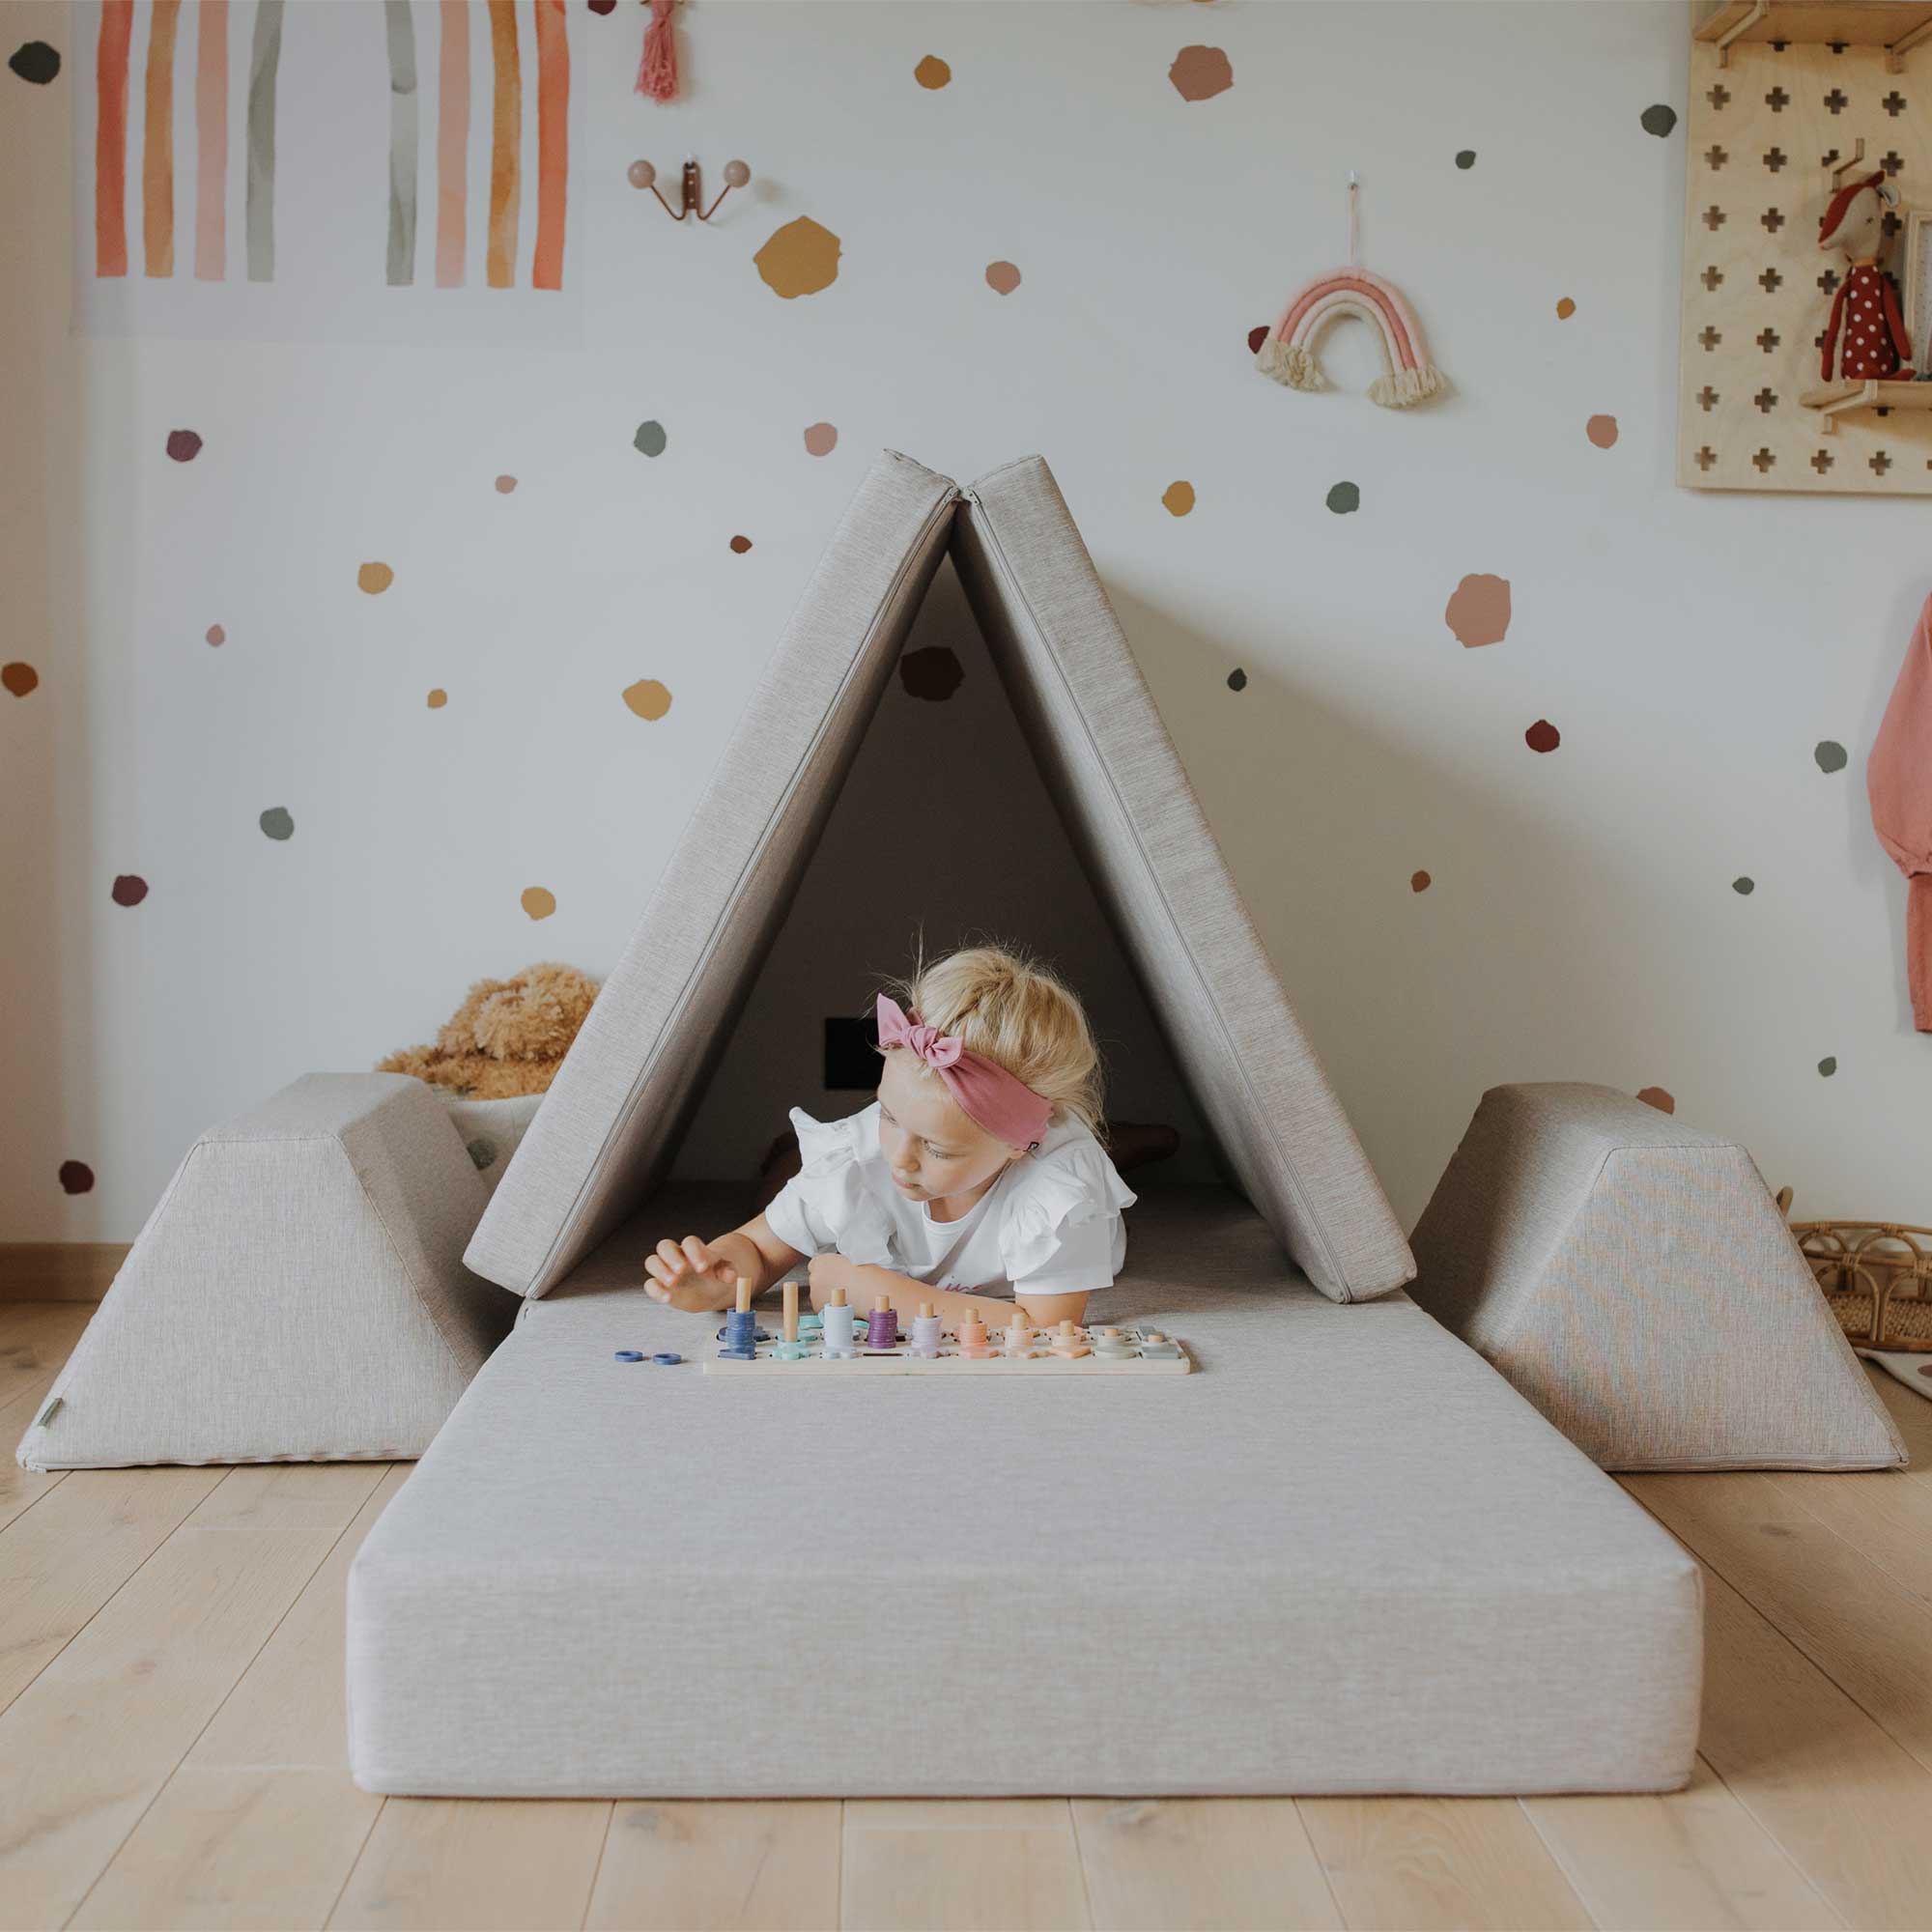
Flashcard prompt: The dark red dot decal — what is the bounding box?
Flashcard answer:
[728,535,753,554]
[1410,870,1432,893]
[165,430,203,463]
[59,1160,95,1195]
[587,0,616,13]
[111,873,148,906]
[1247,325,1268,355]
[898,646,964,702]
[1636,1087,1675,1114]
[1524,719,1561,753]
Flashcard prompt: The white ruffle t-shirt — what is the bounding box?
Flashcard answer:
[762,1100,1137,1299]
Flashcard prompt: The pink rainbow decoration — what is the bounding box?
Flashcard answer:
[1257,267,1443,409]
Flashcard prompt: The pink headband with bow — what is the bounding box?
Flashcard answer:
[875,993,1052,1151]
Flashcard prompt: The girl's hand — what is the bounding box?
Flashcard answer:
[644,1235,742,1311]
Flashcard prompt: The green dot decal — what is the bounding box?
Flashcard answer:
[1326,481,1359,515]
[1640,103,1677,138]
[260,807,295,841]
[634,420,668,458]
[1455,149,1476,170]
[1732,876,1754,895]
[1814,740,1848,774]
[1817,1056,1837,1077]
[1227,668,1247,692]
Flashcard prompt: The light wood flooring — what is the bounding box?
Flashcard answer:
[3,1300,1931,1932]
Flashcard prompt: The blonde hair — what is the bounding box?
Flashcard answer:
[877,941,1105,1143]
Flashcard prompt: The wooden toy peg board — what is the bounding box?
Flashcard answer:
[1678,39,1932,493]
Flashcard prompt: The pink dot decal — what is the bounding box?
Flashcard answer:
[495,474,518,495]
[1444,574,1511,648]
[1169,45,1232,101]
[165,430,203,463]
[205,625,225,647]
[985,261,1022,296]
[803,422,838,457]
[1586,414,1619,449]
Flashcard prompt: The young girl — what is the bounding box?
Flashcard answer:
[643,945,1136,1333]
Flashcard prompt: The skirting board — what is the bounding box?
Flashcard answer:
[0,1244,128,1301]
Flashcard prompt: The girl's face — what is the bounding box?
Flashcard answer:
[876,1048,1016,1204]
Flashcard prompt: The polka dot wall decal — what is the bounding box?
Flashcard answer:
[59,1160,95,1196]
[1168,45,1233,101]
[9,41,61,84]
[1455,149,1476,169]
[1586,413,1619,449]
[899,646,964,703]
[495,474,517,494]
[259,807,295,841]
[111,873,148,906]
[1636,1087,1675,1114]
[587,0,616,14]
[1814,739,1848,774]
[1162,481,1196,517]
[522,887,556,921]
[622,678,671,720]
[914,54,951,89]
[729,534,753,554]
[165,429,203,463]
[803,422,838,457]
[1556,297,1577,320]
[1410,870,1433,893]
[1444,574,1511,648]
[1525,719,1561,753]
[427,688,448,709]
[1227,668,1247,692]
[985,261,1022,296]
[205,624,225,646]
[1326,481,1359,514]
[357,561,394,594]
[2,662,38,697]
[633,420,668,457]
[1732,875,1755,895]
[1247,325,1268,355]
[1818,1055,1838,1077]
[754,216,841,298]
[1640,103,1678,137]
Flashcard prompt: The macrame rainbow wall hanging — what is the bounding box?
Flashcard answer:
[1256,179,1444,410]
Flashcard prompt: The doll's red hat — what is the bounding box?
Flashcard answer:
[1820,170,1886,242]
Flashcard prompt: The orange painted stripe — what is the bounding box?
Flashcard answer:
[531,0,568,291]
[143,0,182,278]
[194,0,227,280]
[95,0,133,277]
[435,0,469,287]
[485,0,520,290]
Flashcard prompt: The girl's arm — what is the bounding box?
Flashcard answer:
[808,1257,1090,1336]
[644,1212,805,1310]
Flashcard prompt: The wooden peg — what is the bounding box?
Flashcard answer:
[1060,1319,1075,1336]
[873,1294,893,1316]
[920,1301,935,1320]
[782,1280,799,1342]
[830,1287,847,1308]
[735,1276,753,1314]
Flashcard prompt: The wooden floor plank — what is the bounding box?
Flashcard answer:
[841,1800,1090,1932]
[190,1464,408,1772]
[0,1302,94,1535]
[1293,1796,1594,1932]
[584,1801,841,1932]
[327,1798,613,1932]
[1071,1797,1342,1932]
[0,1463,228,1715]
[1670,1549,1932,1931]
[1629,1469,1932,1776]
[1522,1754,1841,1930]
[0,1497,356,1932]
[68,1766,382,1932]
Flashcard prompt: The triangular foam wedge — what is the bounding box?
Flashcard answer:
[466,452,1413,1305]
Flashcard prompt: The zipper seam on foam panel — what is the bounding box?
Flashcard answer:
[533,484,962,1287]
[958,487,1351,1296]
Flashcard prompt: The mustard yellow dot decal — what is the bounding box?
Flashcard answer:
[357,561,394,595]
[1162,481,1196,517]
[914,55,951,90]
[754,218,841,299]
[427,688,448,709]
[622,679,672,721]
[522,887,556,921]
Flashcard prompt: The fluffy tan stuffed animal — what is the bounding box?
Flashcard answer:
[379,962,599,1098]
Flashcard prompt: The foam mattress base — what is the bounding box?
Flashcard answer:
[347,1183,1701,1797]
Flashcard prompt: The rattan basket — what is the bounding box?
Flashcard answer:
[1781,1193,1932,1352]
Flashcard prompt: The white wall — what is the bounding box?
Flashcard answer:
[2,0,1924,1243]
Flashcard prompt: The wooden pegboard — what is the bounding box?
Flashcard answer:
[1678,38,1932,493]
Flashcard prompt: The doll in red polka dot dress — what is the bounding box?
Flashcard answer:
[1818,169,1913,383]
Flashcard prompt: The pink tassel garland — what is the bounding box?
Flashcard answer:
[637,0,677,102]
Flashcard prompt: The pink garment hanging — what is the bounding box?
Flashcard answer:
[1868,591,1932,1030]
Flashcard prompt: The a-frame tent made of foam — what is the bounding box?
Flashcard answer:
[467,452,1415,1306]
